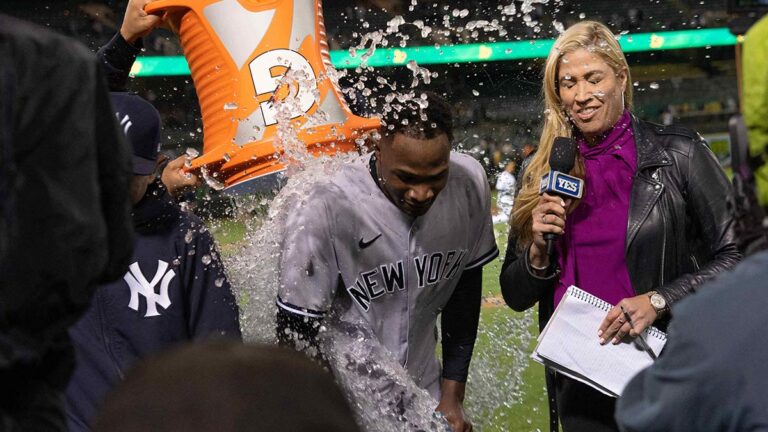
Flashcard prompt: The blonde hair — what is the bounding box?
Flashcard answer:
[510,20,634,249]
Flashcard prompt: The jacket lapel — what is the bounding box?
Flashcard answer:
[626,117,673,252]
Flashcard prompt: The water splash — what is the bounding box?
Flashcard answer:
[219,2,555,430]
[227,151,534,431]
[200,166,226,191]
[324,315,453,432]
[229,153,354,345]
[406,60,433,88]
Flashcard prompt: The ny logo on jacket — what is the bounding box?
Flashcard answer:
[123,260,176,317]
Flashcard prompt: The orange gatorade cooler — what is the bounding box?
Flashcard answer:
[145,0,381,193]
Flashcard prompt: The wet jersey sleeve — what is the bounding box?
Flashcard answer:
[277,191,339,317]
[465,161,499,270]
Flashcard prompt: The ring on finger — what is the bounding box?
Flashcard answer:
[618,317,625,324]
[541,213,546,223]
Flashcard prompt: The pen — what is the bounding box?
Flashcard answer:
[619,305,657,360]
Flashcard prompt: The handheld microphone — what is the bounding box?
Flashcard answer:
[539,137,583,257]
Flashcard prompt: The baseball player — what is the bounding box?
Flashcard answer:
[64,93,242,431]
[277,93,498,432]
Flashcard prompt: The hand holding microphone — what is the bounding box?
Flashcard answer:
[530,137,583,268]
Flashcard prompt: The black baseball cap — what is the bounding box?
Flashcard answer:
[110,92,162,175]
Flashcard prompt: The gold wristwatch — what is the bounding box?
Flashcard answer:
[647,291,669,316]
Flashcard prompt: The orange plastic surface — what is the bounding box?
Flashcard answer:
[145,0,380,191]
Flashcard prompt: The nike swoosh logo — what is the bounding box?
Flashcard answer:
[358,233,382,249]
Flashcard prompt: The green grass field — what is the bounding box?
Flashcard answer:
[210,216,550,431]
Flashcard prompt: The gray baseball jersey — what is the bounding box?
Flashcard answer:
[278,151,498,398]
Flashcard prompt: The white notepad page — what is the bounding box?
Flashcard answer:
[532,285,667,397]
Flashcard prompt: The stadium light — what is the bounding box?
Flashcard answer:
[130,27,738,77]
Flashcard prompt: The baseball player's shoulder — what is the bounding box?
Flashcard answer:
[449,152,489,187]
[449,152,485,175]
[307,176,344,199]
[301,156,370,206]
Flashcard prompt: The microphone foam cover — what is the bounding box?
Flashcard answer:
[549,137,577,173]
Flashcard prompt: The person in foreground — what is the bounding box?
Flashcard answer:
[94,341,360,432]
[277,93,498,432]
[499,20,741,432]
[64,93,242,431]
[0,14,133,431]
[616,250,768,432]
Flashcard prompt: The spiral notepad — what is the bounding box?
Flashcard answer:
[532,285,667,397]
[563,287,668,342]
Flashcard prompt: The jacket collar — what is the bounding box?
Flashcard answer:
[631,114,673,172]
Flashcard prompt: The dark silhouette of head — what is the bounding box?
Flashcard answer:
[94,341,360,432]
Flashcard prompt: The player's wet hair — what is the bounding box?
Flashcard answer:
[381,91,453,144]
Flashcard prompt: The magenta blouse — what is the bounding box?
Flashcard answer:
[554,110,638,306]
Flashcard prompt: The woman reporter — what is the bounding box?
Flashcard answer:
[499,21,741,432]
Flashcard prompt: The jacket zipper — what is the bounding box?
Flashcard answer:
[659,211,666,287]
[655,169,666,287]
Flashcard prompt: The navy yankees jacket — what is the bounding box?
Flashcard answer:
[65,180,242,431]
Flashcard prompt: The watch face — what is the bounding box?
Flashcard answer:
[650,293,666,310]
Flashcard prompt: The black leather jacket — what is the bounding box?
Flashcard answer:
[500,116,741,431]
[501,116,741,328]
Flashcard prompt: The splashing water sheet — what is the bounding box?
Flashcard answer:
[224,1,555,430]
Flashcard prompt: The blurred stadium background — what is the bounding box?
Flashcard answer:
[1,0,758,185]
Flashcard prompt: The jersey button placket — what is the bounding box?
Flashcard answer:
[403,221,419,367]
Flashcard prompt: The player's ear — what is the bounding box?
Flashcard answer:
[362,136,378,155]
[373,129,389,156]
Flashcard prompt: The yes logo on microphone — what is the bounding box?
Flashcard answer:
[556,176,579,194]
[540,172,584,199]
